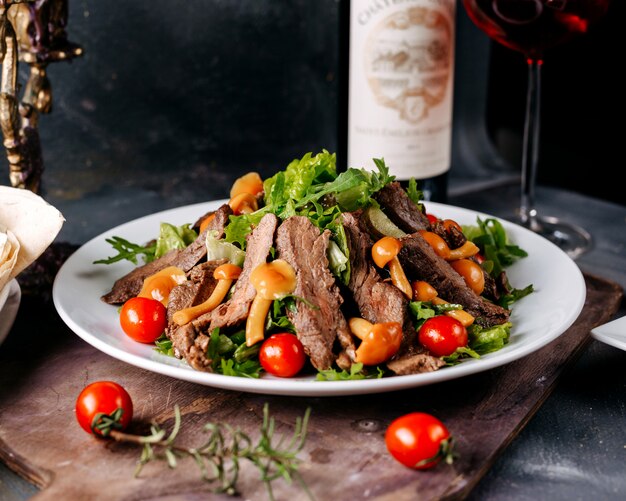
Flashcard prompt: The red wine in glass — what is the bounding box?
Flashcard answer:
[463,0,611,258]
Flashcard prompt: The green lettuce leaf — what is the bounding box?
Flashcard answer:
[207,329,262,378]
[316,363,385,381]
[205,230,246,266]
[154,223,198,259]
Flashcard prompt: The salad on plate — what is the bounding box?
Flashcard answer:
[95,151,532,381]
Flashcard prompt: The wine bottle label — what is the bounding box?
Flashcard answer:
[348,0,455,179]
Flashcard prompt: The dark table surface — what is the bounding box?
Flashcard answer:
[1,176,625,501]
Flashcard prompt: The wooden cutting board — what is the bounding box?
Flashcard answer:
[0,270,622,501]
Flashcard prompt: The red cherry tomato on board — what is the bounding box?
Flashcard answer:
[385,412,454,469]
[259,333,306,377]
[120,296,167,343]
[418,315,468,357]
[75,381,133,436]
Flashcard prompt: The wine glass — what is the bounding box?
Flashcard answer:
[462,0,611,259]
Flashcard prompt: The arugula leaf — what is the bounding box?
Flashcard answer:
[497,284,534,309]
[154,333,174,357]
[443,346,481,364]
[409,301,437,331]
[93,236,156,265]
[406,177,425,209]
[266,298,297,333]
[462,217,533,307]
[462,217,528,277]
[442,322,512,365]
[311,158,395,211]
[207,329,262,378]
[315,363,385,381]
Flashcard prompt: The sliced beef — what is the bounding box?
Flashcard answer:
[101,203,233,305]
[342,211,409,330]
[209,213,278,331]
[275,216,355,371]
[386,346,445,375]
[166,260,226,360]
[398,233,510,327]
[374,182,431,233]
[343,211,443,374]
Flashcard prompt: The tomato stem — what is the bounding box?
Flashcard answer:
[414,436,457,468]
[91,407,125,437]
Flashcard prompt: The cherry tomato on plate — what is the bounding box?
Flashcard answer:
[259,333,306,377]
[425,213,438,225]
[385,412,455,469]
[418,315,468,357]
[120,296,167,343]
[75,381,133,436]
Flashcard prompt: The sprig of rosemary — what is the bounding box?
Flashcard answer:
[109,404,313,500]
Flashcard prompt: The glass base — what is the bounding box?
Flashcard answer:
[520,214,592,260]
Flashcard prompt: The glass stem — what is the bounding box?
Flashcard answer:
[520,58,542,230]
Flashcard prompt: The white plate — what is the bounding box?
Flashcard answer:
[590,315,626,352]
[52,200,586,396]
[0,279,21,346]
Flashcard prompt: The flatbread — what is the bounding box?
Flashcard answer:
[0,186,64,290]
[0,228,20,292]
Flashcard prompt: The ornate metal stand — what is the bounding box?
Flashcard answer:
[0,0,81,192]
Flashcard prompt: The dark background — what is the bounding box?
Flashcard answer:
[485,0,624,204]
[1,0,623,220]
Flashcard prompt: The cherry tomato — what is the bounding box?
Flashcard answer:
[418,315,468,357]
[259,333,306,377]
[120,296,167,343]
[75,381,133,436]
[425,213,438,225]
[385,412,454,469]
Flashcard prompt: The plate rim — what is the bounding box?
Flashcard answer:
[590,315,626,352]
[52,199,587,396]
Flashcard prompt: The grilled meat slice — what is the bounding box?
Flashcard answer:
[386,347,445,375]
[275,216,355,371]
[101,203,233,305]
[166,260,226,360]
[342,211,443,374]
[398,233,510,327]
[374,181,431,233]
[209,213,278,331]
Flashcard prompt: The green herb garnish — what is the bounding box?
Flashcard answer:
[207,329,262,378]
[93,236,156,265]
[154,333,174,357]
[316,362,384,381]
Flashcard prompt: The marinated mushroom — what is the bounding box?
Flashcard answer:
[348,317,402,366]
[172,263,242,326]
[138,266,187,306]
[371,236,412,299]
[246,259,297,347]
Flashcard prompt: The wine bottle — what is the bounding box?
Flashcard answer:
[342,0,456,202]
